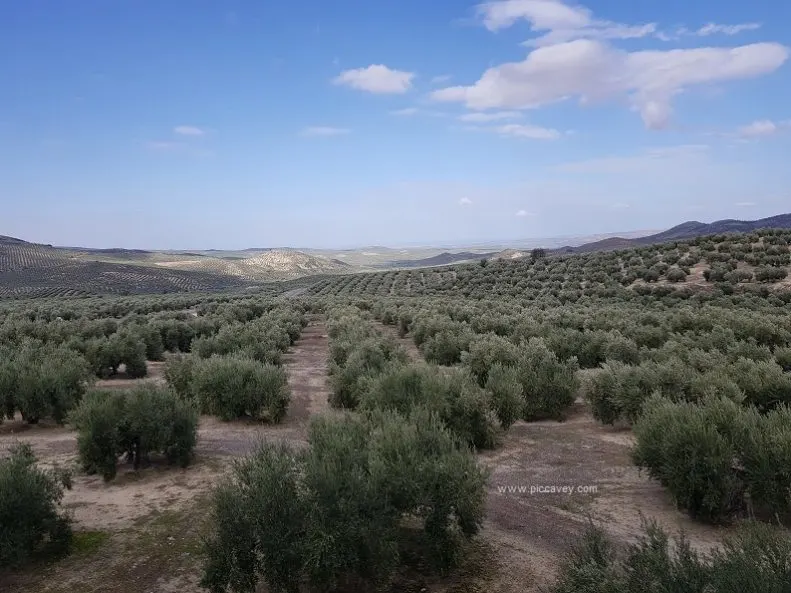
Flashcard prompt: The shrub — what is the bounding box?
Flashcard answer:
[70,386,198,481]
[552,521,791,593]
[0,444,72,568]
[461,333,521,386]
[633,394,791,522]
[724,358,791,411]
[632,396,743,522]
[192,324,285,365]
[485,363,524,429]
[191,356,290,422]
[726,269,754,284]
[703,267,727,282]
[423,328,473,367]
[163,353,197,399]
[587,358,721,425]
[517,338,579,421]
[755,266,788,282]
[6,344,93,424]
[134,323,165,361]
[776,347,791,372]
[601,332,640,364]
[362,365,500,449]
[83,332,148,379]
[201,411,487,592]
[666,267,687,283]
[329,336,407,409]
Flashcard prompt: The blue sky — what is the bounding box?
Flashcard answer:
[1,0,790,249]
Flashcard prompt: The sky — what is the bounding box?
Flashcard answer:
[1,0,790,249]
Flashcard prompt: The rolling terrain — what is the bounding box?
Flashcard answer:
[557,213,791,254]
[0,237,348,297]
[2,213,791,298]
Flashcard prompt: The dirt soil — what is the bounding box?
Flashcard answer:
[1,319,738,593]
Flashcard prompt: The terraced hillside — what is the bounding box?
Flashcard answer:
[308,228,791,299]
[0,260,255,298]
[0,237,349,298]
[0,237,253,298]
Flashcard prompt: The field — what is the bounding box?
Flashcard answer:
[2,228,791,592]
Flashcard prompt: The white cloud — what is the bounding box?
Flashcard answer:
[515,209,536,217]
[610,202,630,209]
[333,64,415,94]
[697,23,761,37]
[477,0,591,32]
[556,145,710,174]
[300,126,351,137]
[735,201,757,207]
[459,197,473,206]
[431,39,789,129]
[496,123,561,139]
[476,0,656,47]
[523,22,656,48]
[737,119,781,138]
[174,125,206,136]
[390,107,420,116]
[459,110,522,122]
[432,74,452,84]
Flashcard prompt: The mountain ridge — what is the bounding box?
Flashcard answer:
[555,214,791,254]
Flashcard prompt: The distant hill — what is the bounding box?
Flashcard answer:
[386,251,497,268]
[556,214,791,254]
[153,249,350,280]
[0,236,348,297]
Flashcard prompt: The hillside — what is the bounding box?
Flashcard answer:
[152,249,350,280]
[309,227,791,299]
[0,237,349,297]
[557,213,791,254]
[385,251,498,268]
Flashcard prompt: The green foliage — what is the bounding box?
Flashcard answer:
[587,357,749,425]
[461,333,521,387]
[485,363,524,429]
[69,386,198,481]
[776,346,791,371]
[552,520,791,593]
[163,353,197,399]
[328,326,408,409]
[191,356,290,422]
[82,332,148,379]
[517,338,579,421]
[422,327,473,366]
[666,267,687,283]
[2,342,93,424]
[755,266,788,282]
[724,358,791,411]
[202,411,487,593]
[632,396,742,522]
[362,364,500,449]
[0,444,72,568]
[633,395,791,522]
